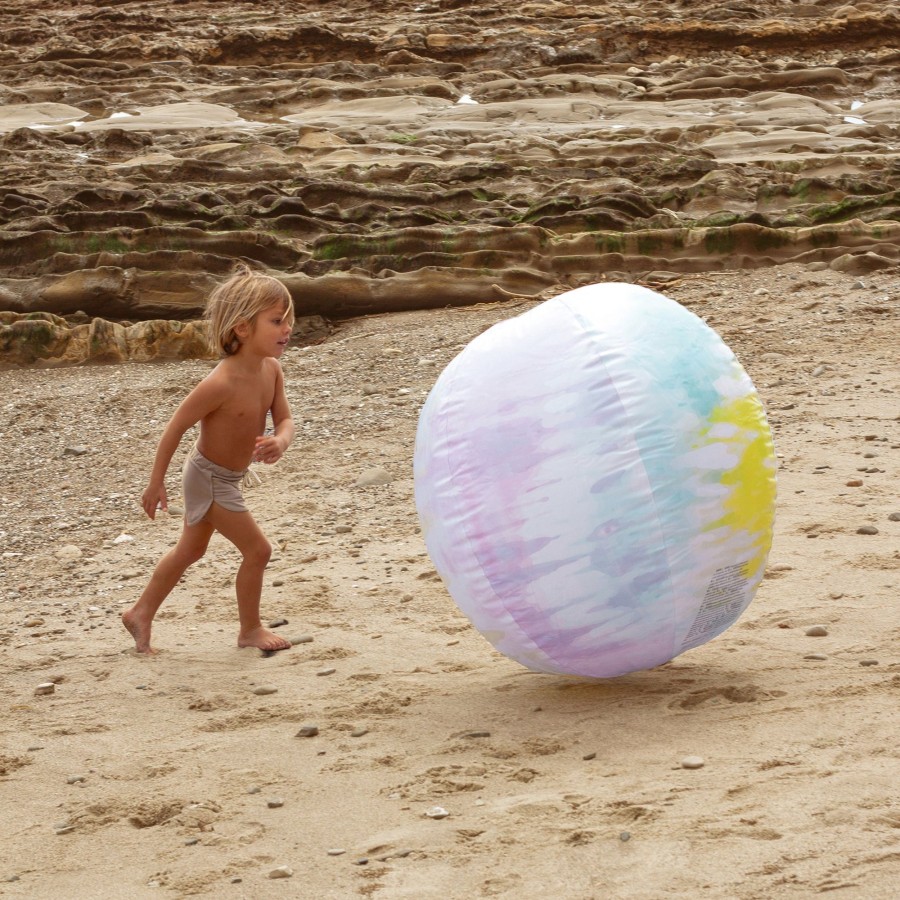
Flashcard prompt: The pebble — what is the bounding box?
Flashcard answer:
[857,525,879,535]
[888,512,900,522]
[805,625,829,637]
[846,479,863,487]
[582,752,597,761]
[185,837,200,846]
[62,445,89,457]
[804,653,829,661]
[335,524,353,533]
[54,822,75,835]
[66,775,86,784]
[267,798,285,809]
[247,786,261,794]
[355,467,392,487]
[34,682,56,695]
[620,831,631,842]
[54,544,82,561]
[296,725,319,737]
[425,806,449,819]
[326,848,345,856]
[268,617,288,627]
[253,685,278,695]
[351,727,369,737]
[291,635,314,645]
[268,866,293,879]
[354,858,369,866]
[681,756,705,769]
[317,668,336,676]
[859,659,879,667]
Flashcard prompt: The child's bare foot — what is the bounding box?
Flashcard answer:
[238,626,292,652]
[122,608,157,655]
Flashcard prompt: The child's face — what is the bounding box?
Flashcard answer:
[242,303,293,357]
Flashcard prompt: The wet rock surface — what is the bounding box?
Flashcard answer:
[1,0,899,362]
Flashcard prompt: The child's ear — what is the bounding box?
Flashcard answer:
[233,319,251,340]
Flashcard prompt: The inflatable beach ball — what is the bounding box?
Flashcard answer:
[413,283,776,678]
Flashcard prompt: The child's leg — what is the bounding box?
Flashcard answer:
[204,503,291,651]
[123,520,214,653]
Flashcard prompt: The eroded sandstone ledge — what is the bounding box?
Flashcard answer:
[1,0,899,364]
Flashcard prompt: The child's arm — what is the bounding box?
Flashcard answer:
[142,374,227,518]
[254,361,295,464]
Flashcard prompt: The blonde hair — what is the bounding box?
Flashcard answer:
[206,263,294,356]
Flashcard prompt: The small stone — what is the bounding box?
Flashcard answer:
[272,578,284,587]
[62,445,89,457]
[296,725,319,737]
[247,785,261,794]
[425,806,449,818]
[859,659,879,667]
[857,525,878,535]
[888,512,900,522]
[462,730,490,739]
[317,668,336,676]
[846,479,863,487]
[582,752,597,761]
[355,467,392,488]
[267,798,285,809]
[681,756,705,769]
[253,685,278,695]
[326,848,345,856]
[54,544,82,561]
[268,866,293,879]
[291,635,314,645]
[54,823,75,835]
[335,525,353,533]
[805,625,829,637]
[351,727,369,738]
[620,831,631,842]
[353,858,369,866]
[185,837,200,846]
[66,775,86,784]
[35,682,56,695]
[268,617,288,628]
[804,654,828,661]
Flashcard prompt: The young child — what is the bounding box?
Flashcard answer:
[123,265,296,654]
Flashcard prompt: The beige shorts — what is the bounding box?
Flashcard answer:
[182,445,249,526]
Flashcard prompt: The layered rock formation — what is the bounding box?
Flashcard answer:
[1,0,899,362]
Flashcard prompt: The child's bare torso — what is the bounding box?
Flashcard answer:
[197,359,277,470]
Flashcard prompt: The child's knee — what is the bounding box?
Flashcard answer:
[244,539,271,568]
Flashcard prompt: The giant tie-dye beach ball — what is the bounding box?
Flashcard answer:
[414,283,776,678]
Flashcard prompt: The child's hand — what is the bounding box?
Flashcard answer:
[142,482,168,519]
[253,434,285,464]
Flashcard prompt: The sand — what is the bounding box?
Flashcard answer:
[1,265,898,898]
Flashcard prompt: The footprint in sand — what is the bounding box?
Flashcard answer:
[668,684,786,710]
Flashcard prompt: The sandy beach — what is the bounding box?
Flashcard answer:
[2,264,898,898]
[1,0,899,896]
